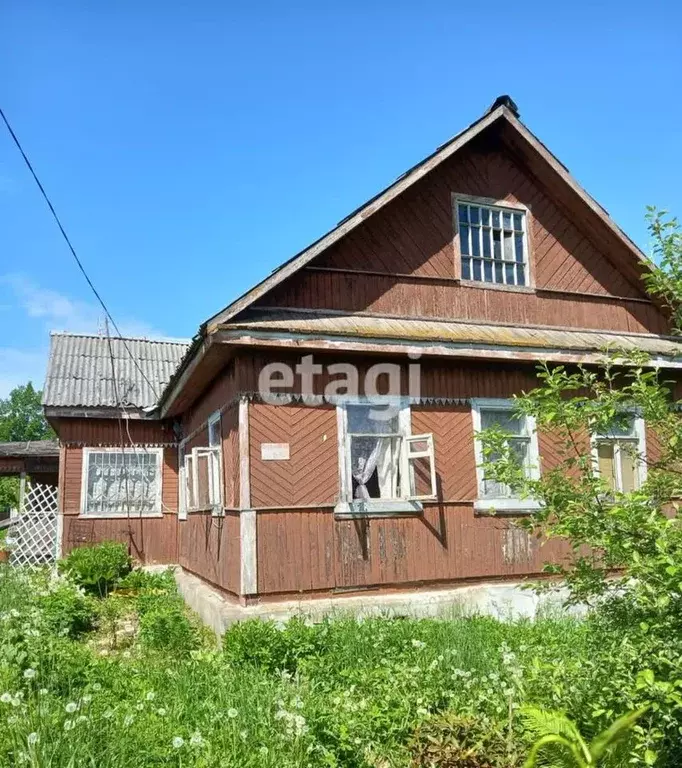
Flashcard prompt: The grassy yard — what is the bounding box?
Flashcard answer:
[0,551,672,767]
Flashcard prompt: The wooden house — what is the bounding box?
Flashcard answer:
[43,96,682,605]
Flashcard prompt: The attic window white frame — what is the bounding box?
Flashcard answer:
[80,446,164,518]
[334,396,436,517]
[453,194,532,289]
[471,398,541,514]
[590,412,647,493]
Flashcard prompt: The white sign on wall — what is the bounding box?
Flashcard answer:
[261,443,290,461]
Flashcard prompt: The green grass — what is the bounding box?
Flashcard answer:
[0,564,662,767]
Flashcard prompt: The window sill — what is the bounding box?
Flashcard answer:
[459,280,535,295]
[474,499,541,515]
[334,500,424,519]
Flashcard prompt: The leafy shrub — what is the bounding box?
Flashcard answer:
[410,713,515,768]
[40,580,97,638]
[118,567,176,592]
[59,542,132,597]
[139,603,198,654]
[223,617,323,673]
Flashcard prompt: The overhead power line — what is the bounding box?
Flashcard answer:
[0,106,160,401]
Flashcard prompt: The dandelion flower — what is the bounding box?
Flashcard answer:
[227,708,238,719]
[23,669,36,680]
[65,702,77,714]
[172,736,185,749]
[27,733,39,746]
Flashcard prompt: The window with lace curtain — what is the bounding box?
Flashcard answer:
[336,400,436,515]
[81,447,163,516]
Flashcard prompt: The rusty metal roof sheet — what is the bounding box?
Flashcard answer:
[226,309,682,361]
[43,333,190,409]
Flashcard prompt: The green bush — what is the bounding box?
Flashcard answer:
[118,567,175,592]
[139,604,198,654]
[40,581,98,638]
[59,542,132,597]
[223,617,323,673]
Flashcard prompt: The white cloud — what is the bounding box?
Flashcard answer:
[0,348,48,399]
[0,274,174,398]
[0,273,165,338]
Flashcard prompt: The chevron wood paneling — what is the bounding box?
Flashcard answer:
[412,406,477,501]
[249,403,338,508]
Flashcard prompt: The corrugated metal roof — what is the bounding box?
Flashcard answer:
[0,440,59,458]
[227,309,682,359]
[43,333,190,409]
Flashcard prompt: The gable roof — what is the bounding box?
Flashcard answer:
[201,95,652,335]
[43,333,190,412]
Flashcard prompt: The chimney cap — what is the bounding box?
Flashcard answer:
[488,94,520,117]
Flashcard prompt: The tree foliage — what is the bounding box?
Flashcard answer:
[0,382,54,509]
[479,210,682,765]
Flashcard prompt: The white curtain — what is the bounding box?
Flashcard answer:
[352,439,394,500]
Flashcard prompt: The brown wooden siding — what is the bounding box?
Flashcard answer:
[57,418,176,446]
[253,137,667,334]
[249,402,337,508]
[257,504,570,596]
[257,271,665,335]
[63,516,177,564]
[182,361,238,437]
[237,352,542,400]
[60,444,179,565]
[178,511,240,595]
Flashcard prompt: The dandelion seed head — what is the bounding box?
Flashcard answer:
[23,669,36,680]
[27,733,39,746]
[65,702,77,714]
[172,736,185,749]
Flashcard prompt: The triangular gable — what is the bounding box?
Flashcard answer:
[203,96,653,334]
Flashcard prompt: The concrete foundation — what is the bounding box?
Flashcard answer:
[174,568,579,636]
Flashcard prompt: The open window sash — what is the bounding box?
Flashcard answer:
[184,453,196,512]
[192,446,223,514]
[401,433,437,500]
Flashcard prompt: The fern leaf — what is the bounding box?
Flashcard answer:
[588,707,648,762]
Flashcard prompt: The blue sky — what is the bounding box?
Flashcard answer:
[1,1,681,396]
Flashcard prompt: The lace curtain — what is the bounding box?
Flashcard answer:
[86,451,159,515]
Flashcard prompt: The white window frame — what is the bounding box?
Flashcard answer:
[179,411,224,517]
[471,398,541,513]
[80,446,164,518]
[335,396,436,516]
[590,412,647,493]
[454,194,531,289]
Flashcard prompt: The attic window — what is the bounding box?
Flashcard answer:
[456,199,528,287]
